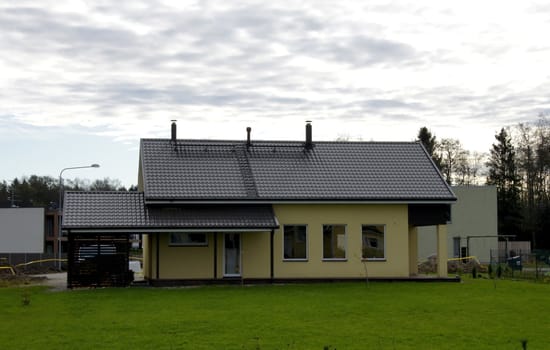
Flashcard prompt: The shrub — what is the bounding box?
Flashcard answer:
[21,290,31,306]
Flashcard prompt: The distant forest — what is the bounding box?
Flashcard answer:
[0,176,137,209]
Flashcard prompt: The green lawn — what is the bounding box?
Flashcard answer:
[1,279,548,349]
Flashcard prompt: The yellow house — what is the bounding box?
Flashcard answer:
[63,122,456,287]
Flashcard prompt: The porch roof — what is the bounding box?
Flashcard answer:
[62,191,279,231]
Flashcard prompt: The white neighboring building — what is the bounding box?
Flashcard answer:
[0,208,45,253]
[418,186,498,264]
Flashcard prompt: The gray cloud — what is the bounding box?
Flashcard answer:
[1,0,549,156]
[291,35,419,67]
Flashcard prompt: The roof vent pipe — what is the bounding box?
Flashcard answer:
[305,121,313,150]
[171,120,177,142]
[246,127,252,149]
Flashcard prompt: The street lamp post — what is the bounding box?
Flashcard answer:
[58,164,100,270]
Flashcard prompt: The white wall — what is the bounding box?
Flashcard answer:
[0,208,45,253]
[418,186,498,263]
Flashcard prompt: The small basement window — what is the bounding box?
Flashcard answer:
[169,233,208,246]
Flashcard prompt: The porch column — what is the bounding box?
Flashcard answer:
[156,233,160,279]
[408,226,418,276]
[436,224,448,277]
[213,233,218,279]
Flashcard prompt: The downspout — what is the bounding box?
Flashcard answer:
[270,229,274,282]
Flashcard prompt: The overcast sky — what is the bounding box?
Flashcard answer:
[1,0,549,187]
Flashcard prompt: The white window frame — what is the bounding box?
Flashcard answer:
[362,224,386,261]
[168,232,208,247]
[282,224,308,261]
[322,224,347,261]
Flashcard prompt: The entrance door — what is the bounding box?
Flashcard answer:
[224,233,241,276]
[223,233,241,277]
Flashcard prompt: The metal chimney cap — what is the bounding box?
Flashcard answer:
[171,120,177,142]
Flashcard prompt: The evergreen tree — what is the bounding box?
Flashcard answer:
[417,127,442,170]
[0,181,9,207]
[0,175,134,208]
[486,128,523,238]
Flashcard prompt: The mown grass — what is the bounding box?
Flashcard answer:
[0,279,549,349]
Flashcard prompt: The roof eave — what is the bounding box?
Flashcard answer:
[64,225,279,233]
[143,198,457,205]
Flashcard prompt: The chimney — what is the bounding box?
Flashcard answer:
[171,120,177,142]
[246,127,252,149]
[305,121,313,150]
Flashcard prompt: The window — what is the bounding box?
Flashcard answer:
[283,225,307,260]
[169,233,208,246]
[362,225,385,259]
[323,225,346,260]
[45,216,54,237]
[453,237,460,258]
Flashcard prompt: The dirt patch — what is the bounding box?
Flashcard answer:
[0,274,46,287]
[418,256,486,275]
[0,273,67,291]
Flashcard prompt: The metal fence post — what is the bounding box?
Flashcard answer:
[535,253,538,281]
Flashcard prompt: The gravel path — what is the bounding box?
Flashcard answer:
[31,272,67,291]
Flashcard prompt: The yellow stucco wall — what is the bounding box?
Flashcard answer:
[143,203,412,280]
[240,232,271,278]
[272,204,410,278]
[144,231,272,280]
[159,233,215,279]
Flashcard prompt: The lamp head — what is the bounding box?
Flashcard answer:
[91,164,100,168]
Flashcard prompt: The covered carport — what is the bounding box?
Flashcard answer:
[63,191,279,287]
[63,191,148,288]
[67,233,132,288]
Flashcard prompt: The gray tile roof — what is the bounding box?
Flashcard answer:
[140,139,456,202]
[63,191,146,228]
[146,205,277,229]
[63,191,278,230]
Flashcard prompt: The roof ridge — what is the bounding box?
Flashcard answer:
[141,138,418,145]
[236,144,259,199]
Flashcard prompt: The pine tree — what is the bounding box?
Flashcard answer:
[486,128,523,238]
[417,127,442,170]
